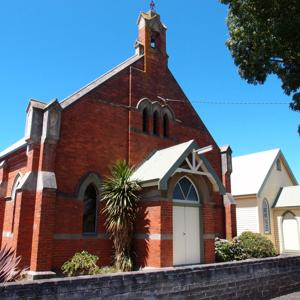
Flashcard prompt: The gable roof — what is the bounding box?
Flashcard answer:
[131,140,225,194]
[231,149,297,196]
[131,140,195,186]
[273,186,300,208]
[232,148,278,196]
[0,55,144,160]
[60,54,143,109]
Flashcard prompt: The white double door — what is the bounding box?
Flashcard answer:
[173,205,201,266]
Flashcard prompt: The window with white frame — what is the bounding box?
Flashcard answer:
[262,199,271,234]
[173,177,199,203]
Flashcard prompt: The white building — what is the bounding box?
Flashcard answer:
[232,149,300,253]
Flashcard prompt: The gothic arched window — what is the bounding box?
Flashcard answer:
[151,35,157,49]
[82,184,97,234]
[262,199,271,234]
[10,174,22,233]
[142,108,149,133]
[153,111,159,136]
[173,177,199,203]
[11,174,22,202]
[163,114,169,137]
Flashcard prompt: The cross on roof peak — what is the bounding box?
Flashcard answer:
[150,0,156,11]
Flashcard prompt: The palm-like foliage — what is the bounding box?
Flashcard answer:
[0,246,24,283]
[101,160,141,272]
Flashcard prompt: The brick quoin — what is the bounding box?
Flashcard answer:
[0,10,236,275]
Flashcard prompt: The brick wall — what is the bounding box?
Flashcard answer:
[1,256,300,299]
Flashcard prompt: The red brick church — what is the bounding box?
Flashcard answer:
[0,9,236,277]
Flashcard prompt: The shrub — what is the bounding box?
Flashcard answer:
[61,251,101,277]
[239,231,277,258]
[0,246,26,283]
[215,237,248,262]
[215,232,277,262]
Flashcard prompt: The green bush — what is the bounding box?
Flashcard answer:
[215,237,248,262]
[61,251,101,277]
[215,232,277,262]
[239,231,277,258]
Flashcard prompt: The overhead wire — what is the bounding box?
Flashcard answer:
[164,98,289,105]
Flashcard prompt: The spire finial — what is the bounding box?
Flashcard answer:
[150,0,156,11]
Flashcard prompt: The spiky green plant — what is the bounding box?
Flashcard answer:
[101,160,141,272]
[0,246,24,283]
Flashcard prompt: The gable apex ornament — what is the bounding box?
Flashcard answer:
[150,0,156,11]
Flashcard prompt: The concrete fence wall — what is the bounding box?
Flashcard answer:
[1,255,300,299]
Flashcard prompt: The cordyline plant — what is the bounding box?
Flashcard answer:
[0,246,25,283]
[101,160,141,272]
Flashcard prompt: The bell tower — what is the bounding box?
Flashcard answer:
[136,6,168,73]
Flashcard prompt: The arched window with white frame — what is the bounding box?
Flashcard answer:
[262,198,271,234]
[173,177,199,203]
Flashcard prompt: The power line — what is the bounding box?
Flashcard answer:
[192,100,289,105]
[165,98,289,105]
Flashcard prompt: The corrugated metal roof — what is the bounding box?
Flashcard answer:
[131,140,195,184]
[231,149,280,196]
[274,186,300,208]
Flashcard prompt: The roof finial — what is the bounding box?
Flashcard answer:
[150,0,156,11]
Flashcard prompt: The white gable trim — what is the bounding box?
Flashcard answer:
[258,151,298,197]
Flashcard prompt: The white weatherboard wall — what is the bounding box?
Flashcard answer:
[236,197,259,236]
[258,157,296,246]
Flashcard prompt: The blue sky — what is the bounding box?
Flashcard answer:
[0,1,299,181]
